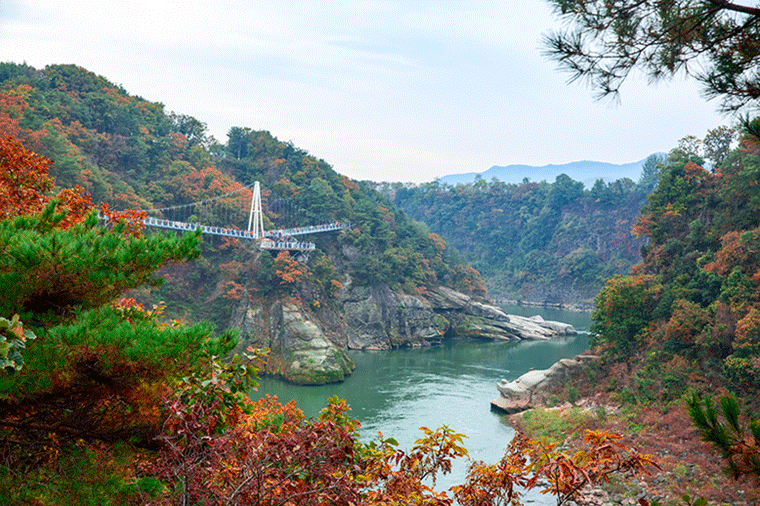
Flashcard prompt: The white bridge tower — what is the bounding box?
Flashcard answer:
[247,181,264,238]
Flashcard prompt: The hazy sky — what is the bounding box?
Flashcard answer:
[1,1,731,182]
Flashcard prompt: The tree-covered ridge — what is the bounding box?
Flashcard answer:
[381,172,651,304]
[591,122,760,396]
[382,126,737,305]
[0,62,484,327]
[573,121,760,498]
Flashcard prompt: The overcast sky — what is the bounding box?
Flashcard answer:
[1,1,731,182]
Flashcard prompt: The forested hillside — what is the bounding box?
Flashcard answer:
[0,62,483,328]
[587,120,760,406]
[383,126,737,307]
[381,173,652,305]
[532,121,760,503]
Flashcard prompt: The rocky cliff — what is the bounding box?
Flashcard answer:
[230,280,576,385]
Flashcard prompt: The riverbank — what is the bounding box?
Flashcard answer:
[506,391,759,505]
[490,297,593,313]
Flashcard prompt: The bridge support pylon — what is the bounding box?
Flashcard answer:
[248,181,264,238]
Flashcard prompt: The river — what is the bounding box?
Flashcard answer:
[252,305,591,499]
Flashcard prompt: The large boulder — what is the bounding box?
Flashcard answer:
[496,358,583,398]
[230,297,354,385]
[491,355,598,413]
[501,314,576,340]
[267,302,355,385]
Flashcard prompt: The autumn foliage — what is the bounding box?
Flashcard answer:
[273,250,307,285]
[0,135,97,226]
[147,376,658,506]
[0,135,54,216]
[0,64,680,503]
[582,122,760,501]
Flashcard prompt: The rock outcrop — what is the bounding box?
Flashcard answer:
[230,298,354,385]
[342,284,576,350]
[341,284,450,350]
[231,282,577,385]
[269,302,355,385]
[491,354,598,413]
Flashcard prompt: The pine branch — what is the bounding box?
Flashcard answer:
[707,0,760,17]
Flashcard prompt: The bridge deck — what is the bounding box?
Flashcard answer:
[276,222,347,236]
[259,241,315,252]
[141,217,347,251]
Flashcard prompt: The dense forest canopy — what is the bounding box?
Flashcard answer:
[556,115,760,501]
[382,125,740,306]
[381,173,650,304]
[591,119,760,396]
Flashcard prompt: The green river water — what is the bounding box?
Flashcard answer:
[252,305,591,499]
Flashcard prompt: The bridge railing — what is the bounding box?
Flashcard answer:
[259,240,316,252]
[269,222,349,237]
[143,217,260,240]
[142,217,321,252]
[143,217,349,239]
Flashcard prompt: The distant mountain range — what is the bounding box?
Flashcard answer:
[436,154,665,187]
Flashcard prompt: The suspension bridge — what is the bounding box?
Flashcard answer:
[133,182,349,258]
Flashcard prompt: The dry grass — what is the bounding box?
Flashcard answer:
[510,393,760,505]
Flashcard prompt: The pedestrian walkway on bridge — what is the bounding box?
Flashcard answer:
[136,181,349,257]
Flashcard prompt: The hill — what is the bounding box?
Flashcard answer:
[2,61,757,505]
[0,69,614,506]
[436,156,662,187]
[379,174,650,307]
[0,62,542,385]
[508,123,760,503]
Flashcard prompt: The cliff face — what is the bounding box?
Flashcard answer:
[229,293,355,386]
[230,280,576,385]
[341,284,450,349]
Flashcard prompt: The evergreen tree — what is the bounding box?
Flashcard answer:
[543,0,760,112]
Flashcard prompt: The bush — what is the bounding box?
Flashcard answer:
[590,275,661,357]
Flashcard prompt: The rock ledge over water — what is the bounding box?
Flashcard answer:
[491,354,598,413]
[343,285,577,350]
